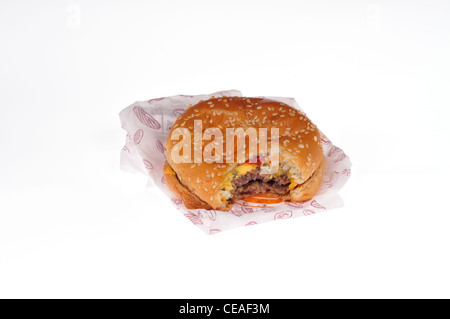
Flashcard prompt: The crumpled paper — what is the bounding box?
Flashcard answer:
[119,90,351,234]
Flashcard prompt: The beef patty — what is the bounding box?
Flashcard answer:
[231,167,290,199]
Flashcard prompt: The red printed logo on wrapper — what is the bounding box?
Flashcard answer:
[303,210,316,216]
[241,206,254,214]
[172,108,186,117]
[172,198,183,206]
[184,213,203,225]
[133,129,144,145]
[148,97,165,103]
[334,153,346,163]
[286,202,303,208]
[310,200,326,210]
[143,159,153,171]
[321,136,331,145]
[323,180,333,188]
[156,140,165,153]
[207,210,217,221]
[327,146,341,157]
[245,221,258,226]
[197,209,217,221]
[274,210,293,220]
[133,106,161,130]
[229,209,243,217]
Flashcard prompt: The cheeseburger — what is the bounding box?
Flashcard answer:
[164,97,325,211]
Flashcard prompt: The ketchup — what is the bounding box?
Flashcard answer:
[244,155,270,166]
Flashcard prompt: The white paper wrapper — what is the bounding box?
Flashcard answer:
[119,90,352,234]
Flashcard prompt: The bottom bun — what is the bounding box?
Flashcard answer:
[290,157,325,202]
[164,162,213,210]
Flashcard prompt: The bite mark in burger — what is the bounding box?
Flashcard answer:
[163,97,325,211]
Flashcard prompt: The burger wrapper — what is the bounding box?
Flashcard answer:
[119,90,352,234]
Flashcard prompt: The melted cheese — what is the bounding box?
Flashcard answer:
[221,163,257,191]
[164,165,175,174]
[288,179,298,190]
[234,163,256,175]
[222,176,233,191]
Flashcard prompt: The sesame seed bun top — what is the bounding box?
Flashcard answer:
[164,96,324,211]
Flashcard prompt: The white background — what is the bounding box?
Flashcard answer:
[1,0,449,299]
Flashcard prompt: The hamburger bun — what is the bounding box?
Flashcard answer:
[164,96,324,211]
